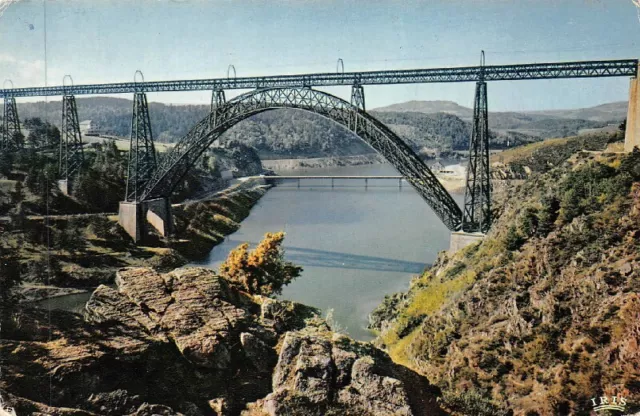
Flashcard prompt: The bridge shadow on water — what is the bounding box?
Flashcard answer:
[222,239,429,274]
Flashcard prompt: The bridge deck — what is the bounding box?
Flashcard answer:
[2,59,637,97]
[258,175,405,179]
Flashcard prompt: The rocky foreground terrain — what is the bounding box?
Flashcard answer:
[0,267,445,416]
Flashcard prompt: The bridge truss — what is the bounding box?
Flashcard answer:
[59,95,84,181]
[1,57,637,235]
[125,91,157,201]
[1,59,637,98]
[463,80,491,233]
[2,96,22,150]
[140,87,464,230]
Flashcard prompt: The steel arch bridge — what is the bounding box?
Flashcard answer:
[139,87,463,230]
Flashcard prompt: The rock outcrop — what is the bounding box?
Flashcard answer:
[1,267,444,416]
[245,329,444,416]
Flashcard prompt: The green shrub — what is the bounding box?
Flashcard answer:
[504,226,524,251]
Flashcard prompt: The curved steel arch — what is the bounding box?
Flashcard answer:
[141,87,463,230]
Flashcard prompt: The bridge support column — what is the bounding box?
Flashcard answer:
[625,65,640,152]
[349,84,365,131]
[211,88,226,126]
[462,78,491,233]
[211,88,226,112]
[118,197,172,242]
[125,89,157,201]
[2,96,22,150]
[58,94,84,194]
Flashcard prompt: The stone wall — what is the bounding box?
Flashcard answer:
[625,66,640,152]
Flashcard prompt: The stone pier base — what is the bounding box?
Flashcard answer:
[57,179,71,196]
[118,197,172,242]
[625,64,640,152]
[449,231,485,253]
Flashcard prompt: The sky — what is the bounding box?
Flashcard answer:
[0,0,639,111]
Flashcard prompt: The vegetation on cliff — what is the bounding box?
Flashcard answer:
[491,131,620,179]
[219,231,303,296]
[372,141,640,415]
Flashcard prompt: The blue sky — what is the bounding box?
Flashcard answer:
[0,0,639,110]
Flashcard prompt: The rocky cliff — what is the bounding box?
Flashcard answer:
[371,148,640,415]
[1,267,445,416]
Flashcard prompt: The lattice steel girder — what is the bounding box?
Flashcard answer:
[2,59,637,98]
[125,92,157,202]
[141,87,463,230]
[59,95,84,179]
[211,89,226,111]
[2,96,22,150]
[463,81,491,233]
[351,84,365,110]
[350,84,366,132]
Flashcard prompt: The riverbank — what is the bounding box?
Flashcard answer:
[20,179,270,304]
[261,153,385,170]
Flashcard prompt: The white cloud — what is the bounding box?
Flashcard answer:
[0,53,65,91]
[0,0,21,18]
[0,54,45,87]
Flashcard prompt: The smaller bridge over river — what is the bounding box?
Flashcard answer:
[258,175,406,189]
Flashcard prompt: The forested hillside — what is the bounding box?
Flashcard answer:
[375,100,626,140]
[372,111,539,152]
[16,97,625,158]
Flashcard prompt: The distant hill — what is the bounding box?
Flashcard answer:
[373,100,473,119]
[14,96,627,158]
[527,101,628,122]
[17,97,209,143]
[372,100,627,122]
[370,111,538,152]
[373,100,627,140]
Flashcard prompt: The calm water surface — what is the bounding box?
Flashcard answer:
[191,163,463,340]
[37,163,463,341]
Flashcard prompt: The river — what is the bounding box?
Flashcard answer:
[190,163,463,340]
[36,163,463,341]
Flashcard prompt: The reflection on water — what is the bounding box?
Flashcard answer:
[224,242,428,274]
[192,163,463,341]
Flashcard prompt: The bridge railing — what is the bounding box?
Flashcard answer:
[1,59,637,98]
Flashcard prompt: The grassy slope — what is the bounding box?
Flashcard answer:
[374,136,640,415]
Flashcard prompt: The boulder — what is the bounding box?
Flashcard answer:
[245,330,445,416]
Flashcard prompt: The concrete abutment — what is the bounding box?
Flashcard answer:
[449,231,485,253]
[118,198,172,242]
[625,63,640,153]
[57,179,71,196]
